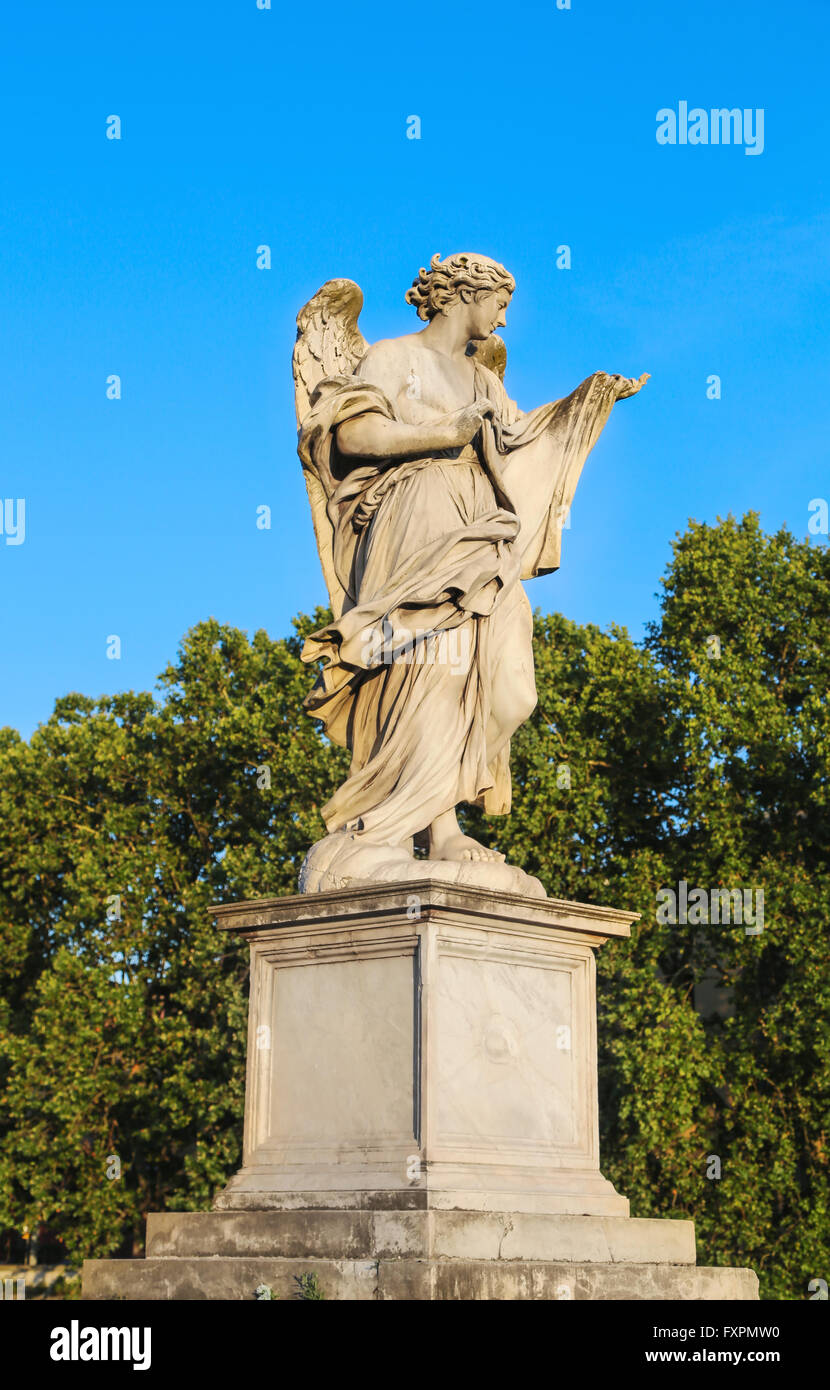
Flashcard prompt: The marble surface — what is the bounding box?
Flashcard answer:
[292,254,648,893]
[214,881,633,1216]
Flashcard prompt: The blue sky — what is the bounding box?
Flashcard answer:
[1,0,828,737]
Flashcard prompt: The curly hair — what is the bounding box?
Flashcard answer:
[405,252,515,321]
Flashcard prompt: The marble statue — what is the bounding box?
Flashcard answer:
[293,253,648,896]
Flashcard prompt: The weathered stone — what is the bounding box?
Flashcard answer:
[144,1209,696,1265]
[211,882,633,1219]
[145,1210,373,1260]
[378,1261,758,1303]
[82,1257,378,1302]
[291,255,649,895]
[82,883,758,1301]
[82,1254,757,1302]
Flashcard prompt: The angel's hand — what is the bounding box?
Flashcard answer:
[611,372,650,400]
[442,398,496,446]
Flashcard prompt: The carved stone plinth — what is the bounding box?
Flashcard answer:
[82,882,759,1300]
[213,882,631,1216]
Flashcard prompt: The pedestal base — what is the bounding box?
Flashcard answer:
[82,1209,758,1300]
[213,1177,627,1217]
[82,883,759,1300]
[211,883,635,1218]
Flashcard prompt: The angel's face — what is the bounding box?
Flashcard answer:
[465,289,511,342]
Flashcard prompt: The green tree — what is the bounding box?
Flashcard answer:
[467,513,828,1300]
[638,515,829,1299]
[0,614,345,1262]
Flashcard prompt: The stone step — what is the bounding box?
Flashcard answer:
[145,1209,698,1264]
[82,1255,758,1301]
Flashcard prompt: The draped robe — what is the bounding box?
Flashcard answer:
[298,354,620,846]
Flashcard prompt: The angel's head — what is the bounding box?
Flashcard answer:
[406,252,515,342]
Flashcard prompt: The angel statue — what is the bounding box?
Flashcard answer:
[293,252,648,897]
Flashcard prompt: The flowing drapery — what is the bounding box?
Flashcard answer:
[298,362,619,844]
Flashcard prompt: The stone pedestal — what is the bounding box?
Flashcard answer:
[216,881,630,1216]
[82,882,758,1300]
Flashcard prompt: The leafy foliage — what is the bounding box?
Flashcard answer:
[0,612,346,1262]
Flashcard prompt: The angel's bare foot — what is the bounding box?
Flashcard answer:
[426,809,505,864]
[429,831,505,864]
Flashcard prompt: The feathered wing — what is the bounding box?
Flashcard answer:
[292,279,369,616]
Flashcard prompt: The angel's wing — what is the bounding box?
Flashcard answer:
[293,279,369,424]
[469,333,507,381]
[293,280,369,618]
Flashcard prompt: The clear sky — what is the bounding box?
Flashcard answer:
[1,0,828,737]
